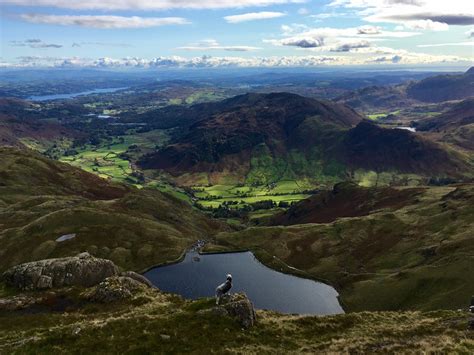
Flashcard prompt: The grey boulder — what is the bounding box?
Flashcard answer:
[200,293,257,329]
[2,252,120,290]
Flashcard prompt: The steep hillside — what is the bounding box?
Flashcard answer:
[417,98,474,151]
[342,120,469,175]
[407,67,474,103]
[212,183,474,311]
[0,147,222,272]
[270,182,424,225]
[139,93,471,185]
[139,93,361,174]
[0,98,79,148]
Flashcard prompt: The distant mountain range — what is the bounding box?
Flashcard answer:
[336,67,474,111]
[407,67,474,103]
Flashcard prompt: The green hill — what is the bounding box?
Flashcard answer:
[139,93,471,186]
[0,147,222,272]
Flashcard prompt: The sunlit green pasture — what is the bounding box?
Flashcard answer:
[193,180,313,208]
[59,130,169,185]
[367,110,400,121]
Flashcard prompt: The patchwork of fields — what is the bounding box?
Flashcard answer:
[58,132,319,210]
[59,130,168,184]
[192,180,314,208]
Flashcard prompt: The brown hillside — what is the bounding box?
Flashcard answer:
[270,182,424,225]
[139,92,362,173]
[342,120,469,175]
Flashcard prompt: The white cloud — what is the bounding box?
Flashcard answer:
[330,0,474,28]
[397,20,449,31]
[2,0,308,10]
[357,25,382,34]
[19,14,191,28]
[224,11,286,23]
[177,39,261,51]
[2,51,470,69]
[330,40,372,52]
[417,42,474,48]
[266,25,420,49]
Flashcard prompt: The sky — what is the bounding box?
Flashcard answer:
[1,0,473,68]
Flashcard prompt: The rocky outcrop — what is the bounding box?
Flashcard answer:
[2,252,120,290]
[120,271,154,288]
[85,276,149,303]
[200,293,257,329]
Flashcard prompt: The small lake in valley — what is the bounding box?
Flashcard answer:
[395,126,416,132]
[28,87,128,101]
[144,251,344,315]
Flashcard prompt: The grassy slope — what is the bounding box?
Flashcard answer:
[0,288,472,354]
[211,184,474,311]
[0,147,222,272]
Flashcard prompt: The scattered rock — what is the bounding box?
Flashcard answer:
[120,271,153,288]
[85,276,147,303]
[2,253,120,291]
[160,334,171,340]
[199,293,257,329]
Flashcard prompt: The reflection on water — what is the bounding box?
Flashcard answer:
[144,251,344,315]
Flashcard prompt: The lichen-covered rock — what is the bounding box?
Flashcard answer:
[200,293,257,329]
[2,252,119,290]
[120,271,153,288]
[85,276,147,303]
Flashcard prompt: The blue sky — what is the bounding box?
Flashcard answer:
[1,0,473,68]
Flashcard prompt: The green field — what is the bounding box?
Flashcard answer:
[367,110,401,121]
[192,180,314,209]
[60,140,135,184]
[60,130,169,185]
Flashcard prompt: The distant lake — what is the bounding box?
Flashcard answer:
[28,87,128,101]
[144,251,344,315]
[395,126,416,132]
